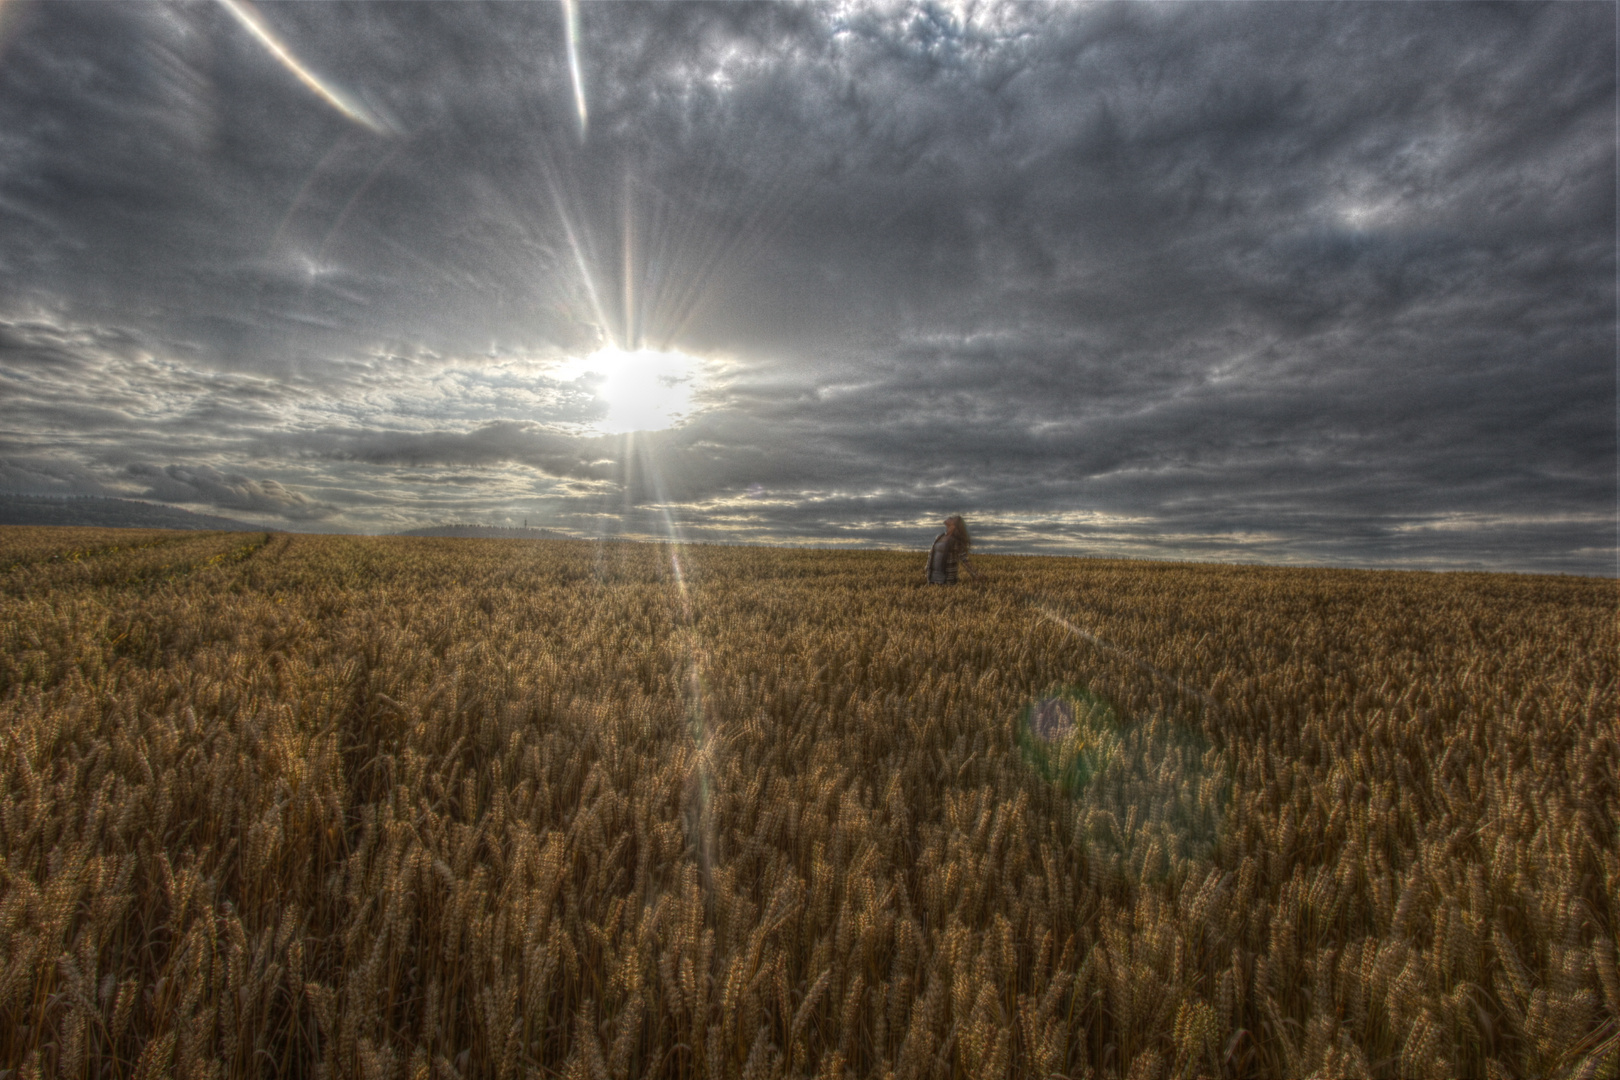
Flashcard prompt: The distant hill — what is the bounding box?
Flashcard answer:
[395,525,572,540]
[0,494,263,532]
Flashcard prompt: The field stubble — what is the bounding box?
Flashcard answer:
[0,528,1614,1079]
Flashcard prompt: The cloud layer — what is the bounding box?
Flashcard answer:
[0,1,1613,573]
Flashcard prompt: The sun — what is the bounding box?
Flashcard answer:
[555,346,706,434]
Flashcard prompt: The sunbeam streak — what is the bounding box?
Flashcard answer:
[265,136,353,257]
[622,169,639,349]
[312,139,410,267]
[560,0,588,140]
[0,0,20,56]
[538,158,611,347]
[216,0,393,135]
[625,434,715,891]
[1034,605,1224,716]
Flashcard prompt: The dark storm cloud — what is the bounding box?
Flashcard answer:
[127,462,338,520]
[0,455,115,497]
[0,1,1612,572]
[297,422,613,480]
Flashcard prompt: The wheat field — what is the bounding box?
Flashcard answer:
[0,527,1615,1079]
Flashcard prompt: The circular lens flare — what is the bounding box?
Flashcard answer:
[1016,688,1121,797]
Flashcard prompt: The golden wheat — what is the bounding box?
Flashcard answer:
[0,527,1614,1078]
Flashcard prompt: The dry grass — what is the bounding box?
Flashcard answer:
[0,527,1615,1079]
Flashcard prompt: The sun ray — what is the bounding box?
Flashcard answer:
[310,139,409,269]
[215,0,393,134]
[654,150,817,350]
[560,0,588,140]
[622,169,639,350]
[625,433,714,883]
[266,135,355,258]
[539,159,612,348]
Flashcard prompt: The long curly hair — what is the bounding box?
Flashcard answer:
[943,515,972,555]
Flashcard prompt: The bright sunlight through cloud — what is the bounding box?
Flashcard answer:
[554,347,705,434]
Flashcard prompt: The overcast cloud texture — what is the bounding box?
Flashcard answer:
[0,0,1614,574]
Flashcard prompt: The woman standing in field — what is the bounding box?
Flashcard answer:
[925,515,977,585]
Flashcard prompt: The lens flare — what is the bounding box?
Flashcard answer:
[560,0,588,139]
[1016,688,1122,797]
[1035,604,1223,714]
[216,0,393,134]
[1019,597,1230,886]
[0,0,24,58]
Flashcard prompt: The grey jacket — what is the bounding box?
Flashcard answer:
[927,533,970,584]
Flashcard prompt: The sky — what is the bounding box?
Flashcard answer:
[0,1,1614,575]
